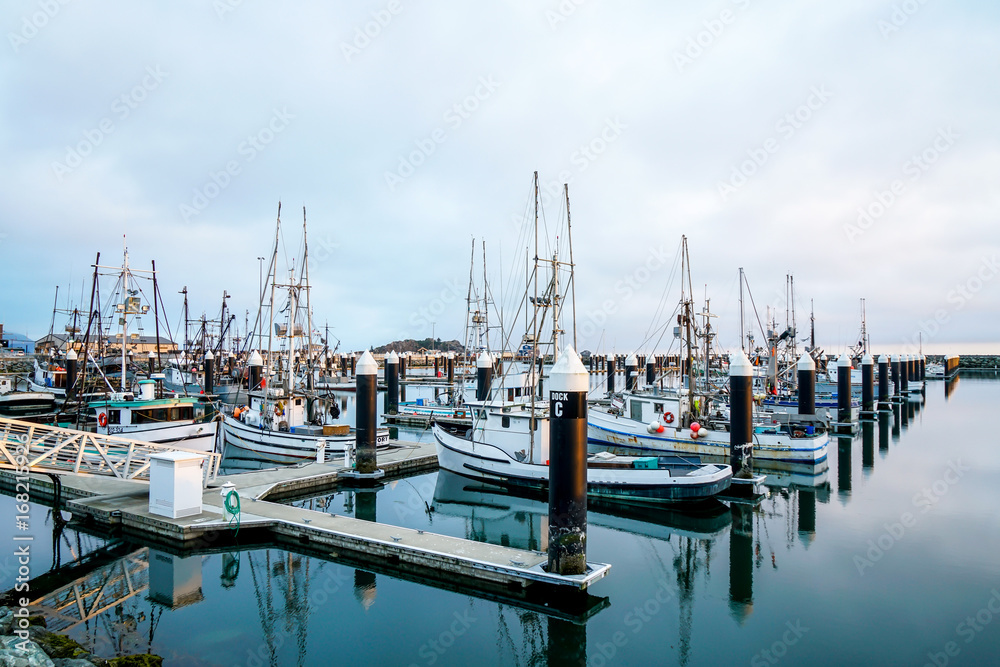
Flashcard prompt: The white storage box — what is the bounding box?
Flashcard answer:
[148,451,206,519]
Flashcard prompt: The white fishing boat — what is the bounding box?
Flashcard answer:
[90,381,218,452]
[587,237,829,466]
[220,204,388,465]
[587,390,829,465]
[0,376,56,417]
[432,175,732,505]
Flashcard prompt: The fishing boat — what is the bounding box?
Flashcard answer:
[90,381,218,451]
[82,243,219,452]
[221,204,388,465]
[0,376,56,417]
[432,175,732,505]
[587,238,829,465]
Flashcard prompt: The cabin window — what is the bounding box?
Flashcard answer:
[515,388,522,397]
[630,400,645,422]
[475,409,485,420]
[507,389,515,402]
[502,416,510,428]
[108,410,121,425]
[654,403,664,414]
[295,398,302,406]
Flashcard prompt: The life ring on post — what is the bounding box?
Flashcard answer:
[98,412,108,427]
[663,412,675,424]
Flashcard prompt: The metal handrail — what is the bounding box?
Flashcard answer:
[0,416,221,483]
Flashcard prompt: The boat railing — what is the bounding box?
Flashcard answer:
[0,415,221,484]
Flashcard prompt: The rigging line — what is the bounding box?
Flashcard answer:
[742,273,769,346]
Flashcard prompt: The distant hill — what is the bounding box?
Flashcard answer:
[372,338,464,354]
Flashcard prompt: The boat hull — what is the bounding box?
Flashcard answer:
[587,409,828,465]
[433,426,732,505]
[221,414,390,465]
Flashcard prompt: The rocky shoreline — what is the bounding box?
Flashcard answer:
[0,607,162,667]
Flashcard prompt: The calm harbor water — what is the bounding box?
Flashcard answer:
[3,375,999,666]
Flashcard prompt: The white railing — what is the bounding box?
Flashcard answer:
[0,416,221,483]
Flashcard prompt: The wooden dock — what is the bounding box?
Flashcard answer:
[3,439,610,617]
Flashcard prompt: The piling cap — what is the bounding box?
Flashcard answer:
[476,351,493,368]
[248,350,264,366]
[550,345,589,393]
[625,352,638,366]
[447,351,455,359]
[729,349,754,377]
[862,353,873,365]
[66,348,77,361]
[877,354,888,364]
[148,350,156,358]
[891,354,900,362]
[797,353,815,371]
[205,350,214,360]
[386,350,399,363]
[356,350,378,376]
[837,353,850,368]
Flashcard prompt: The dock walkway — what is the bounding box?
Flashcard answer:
[3,439,610,611]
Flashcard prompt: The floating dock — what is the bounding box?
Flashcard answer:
[2,436,610,619]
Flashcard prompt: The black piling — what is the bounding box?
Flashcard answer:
[354,351,379,476]
[204,350,215,395]
[447,353,455,384]
[891,354,901,399]
[624,353,637,393]
[878,355,890,410]
[900,354,909,395]
[248,350,263,392]
[65,348,78,401]
[729,350,753,476]
[861,354,874,418]
[645,360,655,387]
[606,356,616,395]
[547,346,588,576]
[476,351,493,401]
[385,351,399,415]
[797,353,815,416]
[837,354,852,429]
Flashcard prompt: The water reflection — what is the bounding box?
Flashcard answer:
[837,436,853,499]
[878,410,890,455]
[945,375,960,399]
[728,504,754,624]
[862,420,875,473]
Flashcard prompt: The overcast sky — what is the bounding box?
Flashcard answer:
[1,0,997,356]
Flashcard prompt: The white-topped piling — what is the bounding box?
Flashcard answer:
[547,345,588,576]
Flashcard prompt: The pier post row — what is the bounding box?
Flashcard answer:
[797,353,816,416]
[890,354,901,402]
[476,351,493,401]
[385,350,399,415]
[606,355,616,395]
[447,352,455,384]
[350,350,382,479]
[547,345,589,576]
[204,350,215,395]
[66,347,78,400]
[625,353,637,392]
[837,353,852,431]
[729,349,754,475]
[861,353,874,418]
[248,350,263,391]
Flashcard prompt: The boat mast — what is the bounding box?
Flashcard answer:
[121,240,129,391]
[682,236,694,416]
[464,237,475,364]
[530,171,540,453]
[739,268,745,353]
[302,206,314,390]
[152,261,162,373]
[267,203,281,398]
[48,286,59,341]
[179,287,189,356]
[482,240,490,354]
[565,184,577,351]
